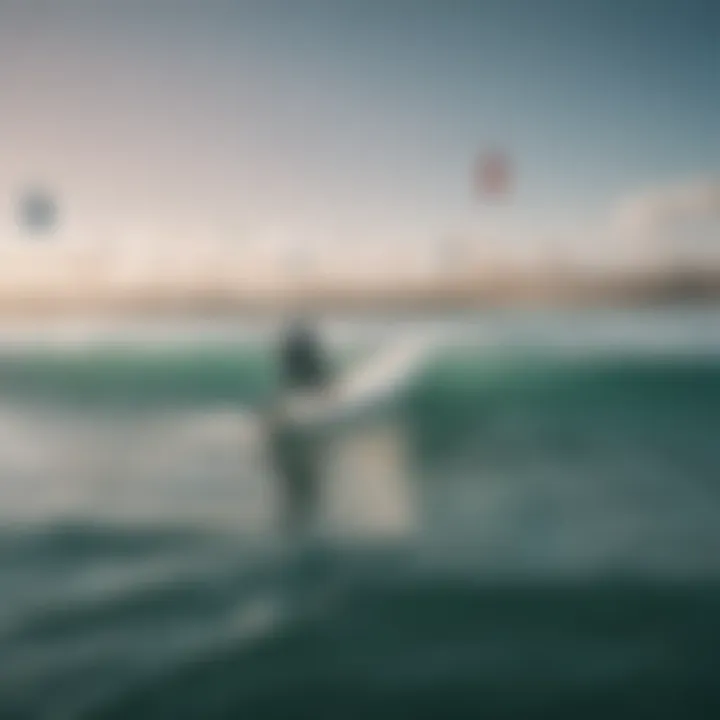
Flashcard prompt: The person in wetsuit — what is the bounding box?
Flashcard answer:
[270,319,332,537]
[280,320,330,391]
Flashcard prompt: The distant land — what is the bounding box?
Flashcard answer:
[0,266,717,318]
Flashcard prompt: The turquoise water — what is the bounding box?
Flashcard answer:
[0,310,718,719]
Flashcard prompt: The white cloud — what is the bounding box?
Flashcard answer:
[611,178,720,239]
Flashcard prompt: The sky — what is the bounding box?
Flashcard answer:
[0,0,718,279]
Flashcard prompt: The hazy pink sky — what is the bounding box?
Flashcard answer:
[0,1,717,274]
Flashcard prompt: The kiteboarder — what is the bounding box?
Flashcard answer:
[269,319,332,537]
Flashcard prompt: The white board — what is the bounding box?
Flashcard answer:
[280,333,434,431]
[321,419,416,541]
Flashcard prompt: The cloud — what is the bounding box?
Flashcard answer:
[506,178,720,273]
[611,178,720,239]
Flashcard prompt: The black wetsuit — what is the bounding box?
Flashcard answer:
[280,323,330,392]
[270,323,331,536]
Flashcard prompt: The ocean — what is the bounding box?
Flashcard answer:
[0,306,718,719]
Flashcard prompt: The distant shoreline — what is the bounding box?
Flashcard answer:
[0,268,716,319]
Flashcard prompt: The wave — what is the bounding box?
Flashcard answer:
[0,522,717,719]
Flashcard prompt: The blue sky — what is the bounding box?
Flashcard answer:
[0,0,718,255]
